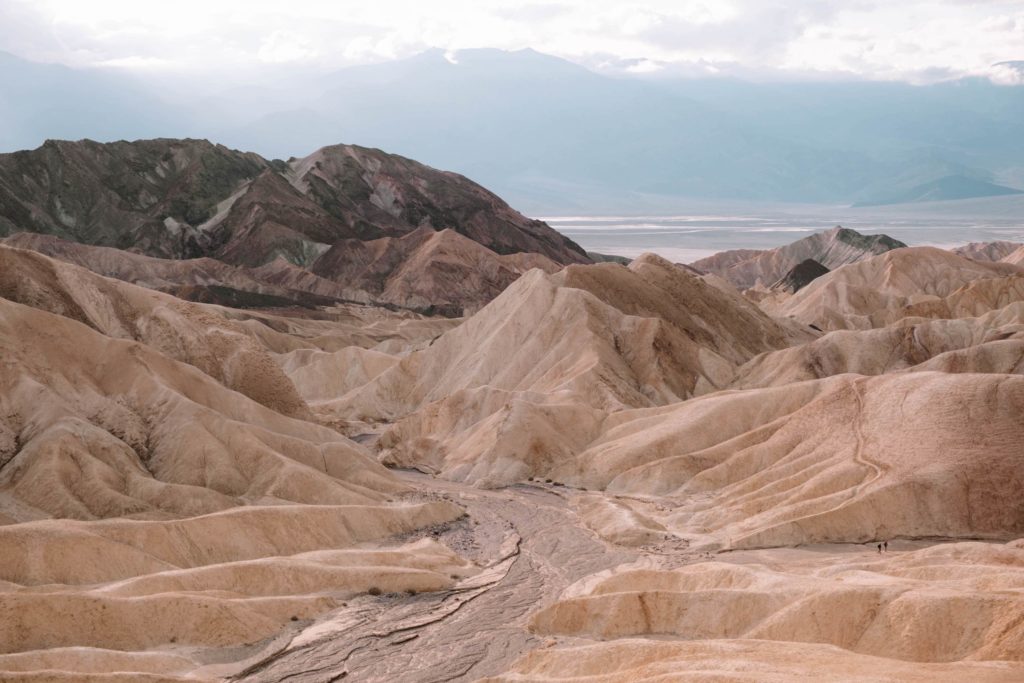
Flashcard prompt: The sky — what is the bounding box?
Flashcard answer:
[1,0,1023,84]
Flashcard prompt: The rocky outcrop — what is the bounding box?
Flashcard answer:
[769,258,829,293]
[291,144,589,264]
[0,139,589,313]
[0,138,586,266]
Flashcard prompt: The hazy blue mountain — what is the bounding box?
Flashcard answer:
[854,174,1024,206]
[2,48,1022,211]
[219,49,1024,208]
[0,52,193,151]
[222,49,885,205]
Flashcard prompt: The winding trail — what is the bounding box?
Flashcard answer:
[234,473,648,683]
[849,379,885,496]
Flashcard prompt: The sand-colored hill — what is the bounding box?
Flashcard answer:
[4,228,553,317]
[733,301,1024,388]
[690,227,905,289]
[0,294,413,520]
[332,254,801,485]
[954,240,1023,262]
[485,639,1024,682]
[312,227,562,315]
[368,253,798,415]
[768,247,1023,330]
[1,231,362,311]
[0,243,312,415]
[551,372,1024,547]
[3,216,1024,681]
[486,541,1024,682]
[1003,245,1024,266]
[0,289,470,678]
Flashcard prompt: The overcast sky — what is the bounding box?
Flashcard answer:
[1,0,1023,84]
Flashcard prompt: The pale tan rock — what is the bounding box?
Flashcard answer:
[733,301,1024,388]
[344,254,796,485]
[485,639,1024,682]
[691,227,905,289]
[768,247,1023,331]
[527,541,1024,663]
[955,240,1024,262]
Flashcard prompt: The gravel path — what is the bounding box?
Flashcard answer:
[234,472,652,682]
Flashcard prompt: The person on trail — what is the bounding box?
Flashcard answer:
[884,541,888,552]
[877,543,882,553]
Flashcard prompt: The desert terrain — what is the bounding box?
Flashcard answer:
[0,139,1021,682]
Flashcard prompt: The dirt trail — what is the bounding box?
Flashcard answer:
[234,472,661,683]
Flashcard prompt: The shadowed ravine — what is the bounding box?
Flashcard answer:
[232,472,665,682]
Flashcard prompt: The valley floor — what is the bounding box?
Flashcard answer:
[229,472,1023,683]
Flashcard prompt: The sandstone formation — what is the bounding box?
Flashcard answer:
[3,228,555,315]
[311,227,562,315]
[690,226,906,289]
[488,541,1024,682]
[1,141,1022,682]
[0,243,472,681]
[767,247,1023,330]
[1003,245,1024,266]
[954,240,1024,262]
[337,254,804,485]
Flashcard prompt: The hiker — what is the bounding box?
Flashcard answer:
[884,540,888,552]
[877,543,882,553]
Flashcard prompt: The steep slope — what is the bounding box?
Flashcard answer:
[770,247,1023,330]
[555,372,1024,548]
[769,258,829,293]
[0,244,312,415]
[690,227,906,290]
[0,138,266,257]
[0,138,589,312]
[203,169,353,267]
[1003,246,1024,266]
[334,254,802,485]
[312,227,561,315]
[954,240,1024,262]
[0,292,469,677]
[733,302,1024,389]
[290,144,589,264]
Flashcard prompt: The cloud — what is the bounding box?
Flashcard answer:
[990,60,1024,84]
[0,0,1022,84]
[257,31,315,63]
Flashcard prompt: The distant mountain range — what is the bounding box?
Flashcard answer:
[853,174,1024,206]
[2,48,1023,210]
